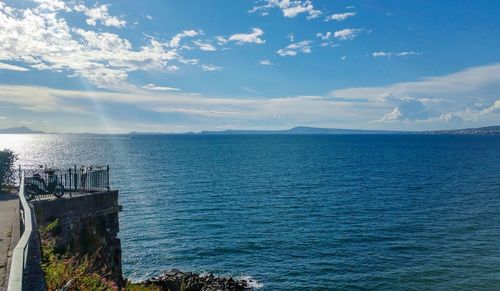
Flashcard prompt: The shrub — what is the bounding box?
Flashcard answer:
[0,149,17,187]
[40,220,160,291]
[40,220,118,291]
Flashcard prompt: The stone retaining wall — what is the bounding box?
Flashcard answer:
[32,191,122,285]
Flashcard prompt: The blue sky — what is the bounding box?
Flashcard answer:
[0,0,499,133]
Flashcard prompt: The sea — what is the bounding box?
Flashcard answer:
[1,134,500,290]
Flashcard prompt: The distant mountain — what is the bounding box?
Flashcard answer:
[129,131,173,135]
[428,125,500,135]
[128,125,500,136]
[197,126,404,135]
[0,126,45,134]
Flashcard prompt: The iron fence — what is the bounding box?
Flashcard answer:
[63,165,110,192]
[22,165,110,194]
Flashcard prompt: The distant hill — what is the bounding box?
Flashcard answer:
[428,125,500,135]
[197,126,404,135]
[0,126,45,134]
[128,125,500,136]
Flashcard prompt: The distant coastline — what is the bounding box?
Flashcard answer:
[128,125,500,135]
[1,125,499,135]
[0,126,45,134]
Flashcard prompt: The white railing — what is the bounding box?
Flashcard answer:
[7,172,33,291]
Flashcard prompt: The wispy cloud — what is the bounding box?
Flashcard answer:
[331,63,500,124]
[34,0,70,12]
[397,51,422,57]
[169,30,199,48]
[225,28,265,45]
[259,59,273,65]
[333,28,363,40]
[316,32,332,40]
[0,62,29,72]
[325,12,356,21]
[0,1,187,88]
[201,64,223,72]
[249,0,321,19]
[142,83,180,91]
[1,63,499,131]
[315,32,339,47]
[0,84,378,131]
[373,51,391,58]
[74,4,126,28]
[373,51,422,58]
[277,41,313,56]
[193,40,217,51]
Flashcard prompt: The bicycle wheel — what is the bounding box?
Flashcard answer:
[24,184,38,201]
[53,184,65,198]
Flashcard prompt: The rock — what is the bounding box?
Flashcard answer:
[141,269,252,291]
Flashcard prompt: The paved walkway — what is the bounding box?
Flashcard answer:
[0,191,19,291]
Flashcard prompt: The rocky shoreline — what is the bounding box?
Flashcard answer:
[140,269,254,291]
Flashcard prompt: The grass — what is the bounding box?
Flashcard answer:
[40,219,117,291]
[39,219,160,291]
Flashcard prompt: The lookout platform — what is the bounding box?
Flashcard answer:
[7,166,122,290]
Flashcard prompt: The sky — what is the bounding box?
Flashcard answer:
[0,0,499,133]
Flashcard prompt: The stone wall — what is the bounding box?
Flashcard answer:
[32,191,122,284]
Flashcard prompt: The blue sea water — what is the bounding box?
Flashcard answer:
[1,134,500,290]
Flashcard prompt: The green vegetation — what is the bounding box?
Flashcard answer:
[123,282,160,291]
[0,149,16,188]
[40,219,117,291]
[39,219,160,291]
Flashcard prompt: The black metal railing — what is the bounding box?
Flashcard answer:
[63,166,110,192]
[22,165,110,195]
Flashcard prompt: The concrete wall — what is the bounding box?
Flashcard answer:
[32,191,123,284]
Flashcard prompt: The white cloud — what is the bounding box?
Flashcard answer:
[0,62,29,71]
[379,107,402,122]
[0,84,380,130]
[376,96,430,122]
[316,32,332,40]
[0,2,187,88]
[74,4,126,28]
[259,59,273,66]
[74,29,132,51]
[142,83,180,91]
[373,51,391,58]
[215,36,228,45]
[193,40,216,51]
[201,65,223,72]
[249,0,321,19]
[326,12,356,21]
[1,61,499,131]
[167,65,180,71]
[277,41,312,56]
[331,63,500,125]
[397,51,422,57]
[316,32,338,47]
[226,28,265,45]
[146,14,153,20]
[373,51,422,58]
[169,30,199,48]
[34,0,69,12]
[334,28,363,40]
[0,116,6,120]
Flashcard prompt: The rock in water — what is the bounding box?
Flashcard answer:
[142,269,252,291]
